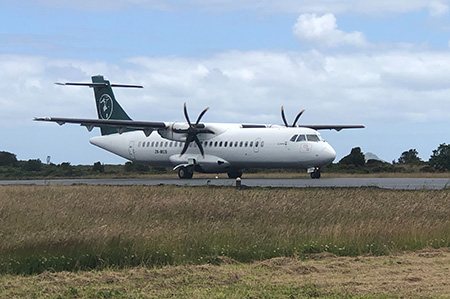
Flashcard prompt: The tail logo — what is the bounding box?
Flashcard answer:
[99,94,114,119]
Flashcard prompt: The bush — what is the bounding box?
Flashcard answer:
[124,161,149,173]
[339,147,365,167]
[22,159,42,172]
[429,143,450,171]
[398,149,422,165]
[0,152,17,167]
[92,162,105,173]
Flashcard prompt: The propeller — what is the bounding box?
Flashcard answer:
[281,106,305,127]
[173,103,215,157]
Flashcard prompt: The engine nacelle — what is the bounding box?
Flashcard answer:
[157,122,189,142]
[158,122,220,142]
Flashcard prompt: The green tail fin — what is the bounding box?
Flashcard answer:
[91,75,133,136]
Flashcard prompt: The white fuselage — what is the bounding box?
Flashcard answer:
[89,123,336,173]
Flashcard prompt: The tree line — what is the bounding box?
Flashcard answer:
[326,143,450,173]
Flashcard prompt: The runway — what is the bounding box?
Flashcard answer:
[0,177,448,190]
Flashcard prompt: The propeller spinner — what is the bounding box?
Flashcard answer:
[281,106,305,127]
[173,103,215,157]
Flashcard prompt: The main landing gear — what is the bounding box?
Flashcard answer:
[309,167,321,179]
[227,170,243,179]
[178,166,194,179]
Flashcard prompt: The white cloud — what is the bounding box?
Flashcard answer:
[428,0,449,16]
[292,13,368,48]
[3,49,450,127]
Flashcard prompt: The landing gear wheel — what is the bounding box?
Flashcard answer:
[178,167,194,179]
[310,170,321,179]
[227,170,243,179]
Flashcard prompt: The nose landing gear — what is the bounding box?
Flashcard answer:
[308,167,321,179]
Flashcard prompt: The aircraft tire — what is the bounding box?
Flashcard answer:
[227,170,243,179]
[310,170,321,179]
[178,167,194,179]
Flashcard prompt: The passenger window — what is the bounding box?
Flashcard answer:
[244,141,248,147]
[290,135,298,142]
[261,141,265,147]
[235,141,238,147]
[214,141,218,147]
[296,135,306,142]
[224,141,228,147]
[239,141,243,147]
[169,142,173,147]
[255,141,259,147]
[307,134,320,142]
[249,141,253,147]
[219,141,223,147]
[155,142,159,147]
[151,142,154,147]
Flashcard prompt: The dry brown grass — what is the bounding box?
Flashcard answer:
[1,247,449,298]
[1,185,449,259]
[0,185,449,297]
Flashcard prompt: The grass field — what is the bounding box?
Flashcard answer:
[0,185,449,277]
[2,247,450,298]
[1,184,450,298]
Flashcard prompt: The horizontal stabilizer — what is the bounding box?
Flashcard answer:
[55,82,143,88]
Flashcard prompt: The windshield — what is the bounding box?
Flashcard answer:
[306,134,320,142]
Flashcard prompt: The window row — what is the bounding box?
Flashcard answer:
[137,140,265,148]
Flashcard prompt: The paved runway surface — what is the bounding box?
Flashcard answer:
[0,177,448,190]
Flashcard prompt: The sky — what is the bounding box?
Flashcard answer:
[1,0,449,165]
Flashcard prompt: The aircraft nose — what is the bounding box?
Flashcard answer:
[322,143,336,164]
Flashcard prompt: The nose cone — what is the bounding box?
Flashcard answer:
[322,143,336,165]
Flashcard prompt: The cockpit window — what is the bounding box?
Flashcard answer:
[306,134,320,142]
[290,135,298,142]
[296,135,306,142]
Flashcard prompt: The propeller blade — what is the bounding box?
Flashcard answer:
[193,136,205,157]
[292,109,305,127]
[183,103,191,126]
[179,103,211,158]
[179,135,194,157]
[195,107,209,126]
[281,106,289,127]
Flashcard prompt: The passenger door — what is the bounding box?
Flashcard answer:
[128,141,136,160]
[253,138,261,153]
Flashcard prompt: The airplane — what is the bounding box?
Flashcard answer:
[34,75,364,179]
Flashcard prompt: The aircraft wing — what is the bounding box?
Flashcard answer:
[300,125,365,131]
[34,117,167,136]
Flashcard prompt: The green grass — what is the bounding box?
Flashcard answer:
[0,185,449,275]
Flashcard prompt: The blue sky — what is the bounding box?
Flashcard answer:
[1,0,450,165]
